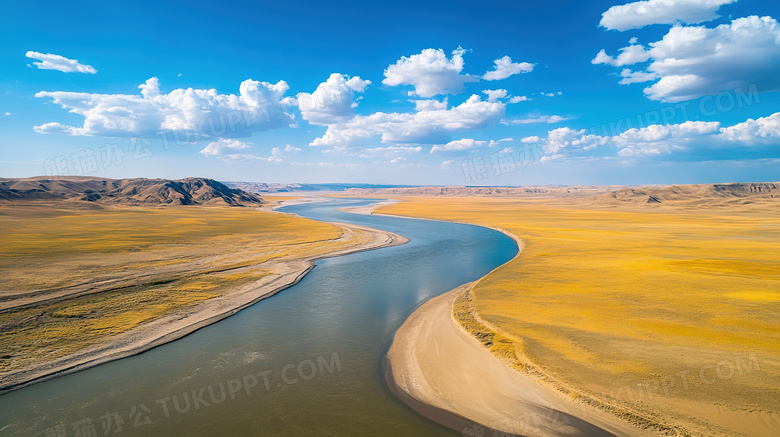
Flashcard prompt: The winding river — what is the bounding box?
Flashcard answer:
[0,198,518,436]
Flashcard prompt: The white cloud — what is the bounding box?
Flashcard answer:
[412,99,448,111]
[35,77,294,137]
[382,48,477,97]
[508,95,529,103]
[613,120,720,156]
[644,16,780,101]
[591,44,650,66]
[482,56,534,81]
[441,160,455,168]
[311,94,505,147]
[543,127,612,155]
[595,16,780,102]
[600,0,737,31]
[293,73,370,125]
[502,114,568,124]
[25,51,97,74]
[271,144,301,157]
[200,138,251,156]
[619,68,659,84]
[521,136,541,143]
[541,91,563,97]
[430,138,498,154]
[717,112,780,144]
[526,112,780,162]
[482,89,508,101]
[200,139,284,162]
[3,112,10,116]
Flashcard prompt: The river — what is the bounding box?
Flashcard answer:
[0,198,518,436]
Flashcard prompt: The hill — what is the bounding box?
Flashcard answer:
[593,182,779,207]
[0,176,264,206]
[341,182,780,208]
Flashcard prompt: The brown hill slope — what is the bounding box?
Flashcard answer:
[594,182,779,207]
[0,176,264,206]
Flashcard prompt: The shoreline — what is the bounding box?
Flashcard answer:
[0,216,407,395]
[384,285,658,437]
[347,199,666,436]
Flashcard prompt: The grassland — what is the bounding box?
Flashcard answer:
[0,201,373,375]
[377,197,780,437]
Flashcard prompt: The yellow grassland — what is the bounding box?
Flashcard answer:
[378,197,780,437]
[0,203,361,373]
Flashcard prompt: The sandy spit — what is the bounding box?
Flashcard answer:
[384,285,657,437]
[343,199,660,436]
[0,220,407,394]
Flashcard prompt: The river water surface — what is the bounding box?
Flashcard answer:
[0,198,517,436]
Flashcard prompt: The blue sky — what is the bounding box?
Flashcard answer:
[1,0,779,185]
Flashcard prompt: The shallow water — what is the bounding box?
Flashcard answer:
[0,198,517,436]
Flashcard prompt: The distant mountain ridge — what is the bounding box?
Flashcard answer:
[594,182,779,206]
[0,177,264,206]
[224,182,415,193]
[336,182,779,208]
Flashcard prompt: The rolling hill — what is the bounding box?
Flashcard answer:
[0,177,264,206]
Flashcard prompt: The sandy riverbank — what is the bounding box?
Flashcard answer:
[0,221,407,394]
[385,285,657,437]
[336,200,661,436]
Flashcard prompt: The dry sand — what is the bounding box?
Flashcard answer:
[337,200,661,436]
[0,221,407,394]
[385,285,658,437]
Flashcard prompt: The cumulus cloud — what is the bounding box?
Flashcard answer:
[310,94,505,147]
[382,48,478,97]
[613,120,721,155]
[521,136,542,144]
[482,56,534,81]
[271,144,301,157]
[591,44,650,66]
[200,138,251,156]
[482,89,508,101]
[483,89,529,103]
[26,51,97,74]
[594,16,780,102]
[619,68,659,84]
[717,112,780,144]
[524,111,780,162]
[34,77,294,137]
[293,73,370,125]
[199,139,286,162]
[600,0,737,31]
[644,16,780,101]
[430,138,498,154]
[412,99,448,111]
